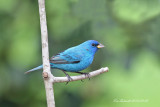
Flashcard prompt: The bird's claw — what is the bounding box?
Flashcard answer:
[65,74,73,85]
[81,79,84,82]
[82,73,90,80]
[62,70,73,85]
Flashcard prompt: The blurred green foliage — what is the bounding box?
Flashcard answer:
[0,0,160,107]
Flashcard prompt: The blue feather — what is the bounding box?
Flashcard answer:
[25,40,104,74]
[25,65,43,74]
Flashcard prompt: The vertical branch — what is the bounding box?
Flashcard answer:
[38,0,55,107]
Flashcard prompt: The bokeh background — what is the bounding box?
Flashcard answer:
[0,0,160,107]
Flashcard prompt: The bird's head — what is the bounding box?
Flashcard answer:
[80,40,104,54]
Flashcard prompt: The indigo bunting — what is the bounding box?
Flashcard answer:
[25,40,104,81]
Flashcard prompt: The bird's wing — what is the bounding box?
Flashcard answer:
[50,50,82,64]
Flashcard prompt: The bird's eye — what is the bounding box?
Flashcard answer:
[92,43,96,46]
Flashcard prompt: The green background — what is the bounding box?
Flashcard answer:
[0,0,160,107]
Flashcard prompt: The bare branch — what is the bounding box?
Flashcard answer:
[38,0,55,107]
[52,67,109,83]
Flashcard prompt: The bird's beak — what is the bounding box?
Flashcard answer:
[97,43,105,48]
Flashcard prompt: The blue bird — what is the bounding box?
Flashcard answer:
[25,40,104,81]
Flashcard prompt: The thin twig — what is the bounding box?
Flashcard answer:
[52,67,109,83]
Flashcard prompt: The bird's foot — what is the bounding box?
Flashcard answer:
[65,74,73,85]
[62,70,73,85]
[81,79,84,82]
[81,72,90,80]
[75,72,90,80]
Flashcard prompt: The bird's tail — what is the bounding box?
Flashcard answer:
[25,65,43,74]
